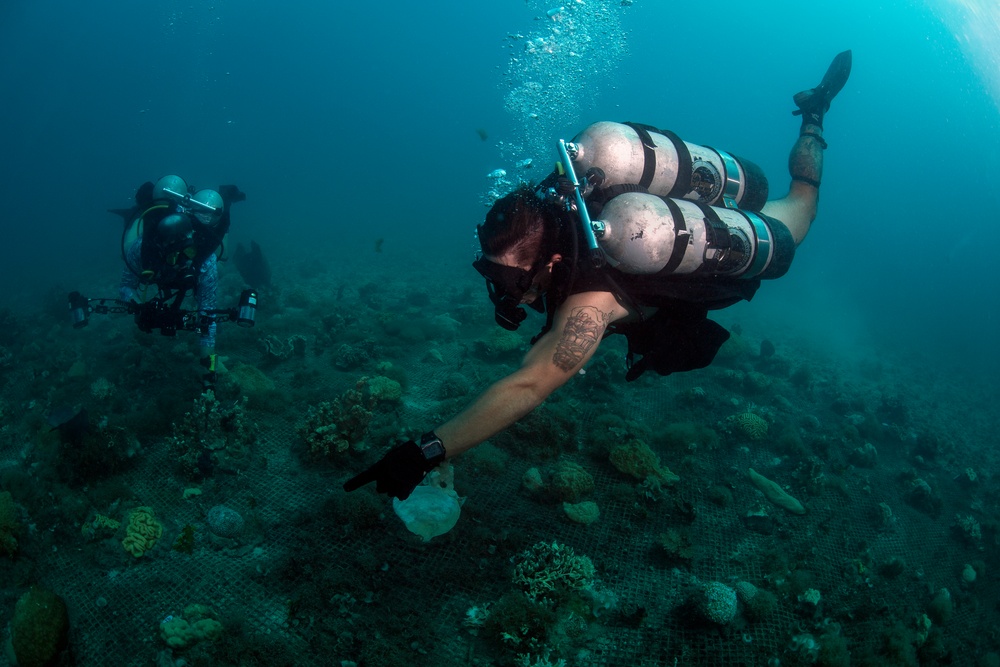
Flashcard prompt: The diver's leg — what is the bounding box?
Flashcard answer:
[761,131,824,246]
[761,50,852,246]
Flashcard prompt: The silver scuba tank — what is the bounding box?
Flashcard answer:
[592,192,794,279]
[566,121,769,211]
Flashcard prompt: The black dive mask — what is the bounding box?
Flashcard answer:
[472,256,545,331]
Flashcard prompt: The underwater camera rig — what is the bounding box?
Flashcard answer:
[68,289,257,337]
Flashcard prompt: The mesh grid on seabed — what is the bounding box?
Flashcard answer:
[2,320,997,666]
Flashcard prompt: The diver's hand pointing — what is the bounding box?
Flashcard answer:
[343,437,445,501]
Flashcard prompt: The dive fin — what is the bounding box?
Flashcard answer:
[233,240,272,289]
[218,184,247,206]
[108,208,138,227]
[792,50,853,124]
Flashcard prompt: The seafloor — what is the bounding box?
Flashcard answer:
[0,245,997,667]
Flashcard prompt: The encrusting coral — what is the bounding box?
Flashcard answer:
[563,501,600,525]
[608,440,679,483]
[159,604,223,649]
[551,461,595,502]
[81,513,120,541]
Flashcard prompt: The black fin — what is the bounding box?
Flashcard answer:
[218,184,246,207]
[233,240,272,289]
[108,208,138,227]
[792,50,853,121]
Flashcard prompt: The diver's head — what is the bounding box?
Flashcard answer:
[156,213,197,268]
[473,186,566,330]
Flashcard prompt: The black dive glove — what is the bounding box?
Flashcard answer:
[343,433,446,501]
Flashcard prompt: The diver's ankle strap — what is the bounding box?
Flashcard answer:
[800,131,828,149]
[792,175,821,188]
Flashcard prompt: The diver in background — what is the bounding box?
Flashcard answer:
[116,175,246,391]
[345,51,853,501]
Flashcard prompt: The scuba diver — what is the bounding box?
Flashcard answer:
[345,51,853,501]
[114,175,247,390]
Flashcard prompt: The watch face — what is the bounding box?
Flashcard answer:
[420,437,446,461]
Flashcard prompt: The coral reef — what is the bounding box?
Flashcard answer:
[658,527,695,564]
[172,524,196,554]
[562,501,599,525]
[297,374,404,458]
[475,328,527,359]
[512,541,596,606]
[0,490,19,556]
[748,468,806,514]
[122,506,163,558]
[80,513,120,541]
[692,581,738,625]
[167,392,255,478]
[224,362,276,399]
[608,439,679,483]
[159,604,223,649]
[726,407,769,440]
[550,461,594,502]
[10,587,70,667]
[260,334,306,361]
[206,505,244,538]
[334,339,379,370]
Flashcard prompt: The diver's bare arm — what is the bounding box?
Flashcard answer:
[435,291,621,457]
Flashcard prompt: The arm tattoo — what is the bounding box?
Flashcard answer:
[552,306,611,372]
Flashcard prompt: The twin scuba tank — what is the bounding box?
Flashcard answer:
[561,121,794,280]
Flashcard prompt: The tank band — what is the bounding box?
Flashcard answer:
[623,122,657,190]
[657,128,692,200]
[713,149,742,209]
[695,203,732,273]
[742,211,773,279]
[659,197,689,275]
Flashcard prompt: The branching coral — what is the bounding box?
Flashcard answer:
[167,392,256,477]
[298,376,400,457]
[172,392,254,451]
[512,541,596,606]
[658,528,695,563]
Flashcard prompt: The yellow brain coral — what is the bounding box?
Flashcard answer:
[81,513,120,541]
[729,410,768,440]
[122,506,163,558]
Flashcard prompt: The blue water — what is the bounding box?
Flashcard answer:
[0,0,996,373]
[3,2,1000,664]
